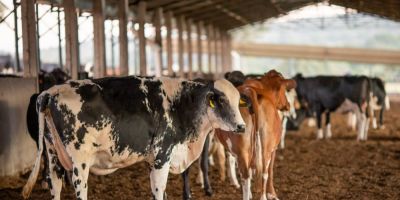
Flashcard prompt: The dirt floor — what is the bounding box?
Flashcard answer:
[1,103,400,200]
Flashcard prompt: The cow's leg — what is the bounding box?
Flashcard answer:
[260,158,272,200]
[280,117,288,149]
[45,141,63,200]
[378,108,384,129]
[325,112,332,139]
[215,142,226,182]
[227,152,240,188]
[196,159,204,187]
[200,134,213,196]
[150,162,170,200]
[181,167,191,200]
[71,160,90,200]
[371,108,377,129]
[237,152,251,200]
[266,151,278,200]
[316,111,323,139]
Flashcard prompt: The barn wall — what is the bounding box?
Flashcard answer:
[0,78,37,177]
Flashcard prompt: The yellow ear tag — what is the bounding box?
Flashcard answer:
[239,98,246,106]
[209,100,215,108]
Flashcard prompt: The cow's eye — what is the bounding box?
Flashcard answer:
[218,97,225,105]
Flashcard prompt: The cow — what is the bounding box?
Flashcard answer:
[22,76,247,200]
[348,77,390,130]
[216,70,296,200]
[293,74,371,140]
[180,77,250,200]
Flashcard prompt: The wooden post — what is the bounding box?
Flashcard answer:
[186,19,193,79]
[221,32,226,74]
[118,0,129,76]
[93,0,106,78]
[165,11,173,76]
[227,34,232,71]
[196,22,202,75]
[138,1,147,76]
[153,7,163,77]
[21,0,38,78]
[207,25,213,74]
[214,28,219,77]
[177,15,185,77]
[64,0,80,79]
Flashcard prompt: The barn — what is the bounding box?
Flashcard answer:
[0,0,399,199]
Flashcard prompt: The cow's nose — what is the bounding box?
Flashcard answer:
[235,124,246,132]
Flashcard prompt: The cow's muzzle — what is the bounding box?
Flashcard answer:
[234,124,246,133]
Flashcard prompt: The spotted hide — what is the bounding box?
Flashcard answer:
[22,76,245,200]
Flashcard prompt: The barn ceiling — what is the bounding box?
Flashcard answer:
[37,0,400,30]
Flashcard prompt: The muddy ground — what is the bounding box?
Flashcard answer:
[1,103,399,200]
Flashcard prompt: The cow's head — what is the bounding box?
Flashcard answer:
[260,70,296,111]
[206,79,247,133]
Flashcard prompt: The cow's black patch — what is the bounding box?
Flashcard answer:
[82,163,86,170]
[74,179,81,188]
[76,126,87,145]
[74,142,80,150]
[69,81,80,88]
[77,191,80,196]
[93,142,101,147]
[73,167,78,176]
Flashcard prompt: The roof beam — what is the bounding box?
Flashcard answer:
[234,43,400,65]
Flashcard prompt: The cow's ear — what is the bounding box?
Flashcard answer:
[207,92,216,108]
[239,94,251,107]
[284,79,296,90]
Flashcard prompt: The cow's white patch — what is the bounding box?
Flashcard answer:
[325,123,332,139]
[159,77,183,98]
[227,153,240,188]
[317,129,323,139]
[143,98,152,113]
[307,118,316,127]
[262,173,269,181]
[284,89,297,118]
[280,117,288,149]
[139,78,148,94]
[214,79,245,127]
[385,96,390,110]
[150,162,170,200]
[226,138,233,152]
[169,143,189,173]
[242,177,252,200]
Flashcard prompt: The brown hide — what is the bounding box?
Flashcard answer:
[216,70,296,198]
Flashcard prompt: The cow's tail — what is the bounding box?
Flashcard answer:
[22,102,46,199]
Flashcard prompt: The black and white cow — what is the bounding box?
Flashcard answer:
[22,76,246,200]
[369,77,390,129]
[293,74,371,140]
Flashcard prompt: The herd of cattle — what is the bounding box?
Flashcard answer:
[2,68,388,200]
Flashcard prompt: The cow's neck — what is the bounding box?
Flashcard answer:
[171,83,209,140]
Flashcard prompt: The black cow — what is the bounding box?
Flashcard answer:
[293,74,371,140]
[22,76,246,200]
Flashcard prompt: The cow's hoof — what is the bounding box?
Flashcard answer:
[205,188,213,196]
[267,193,279,200]
[183,195,191,200]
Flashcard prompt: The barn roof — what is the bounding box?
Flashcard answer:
[37,0,400,30]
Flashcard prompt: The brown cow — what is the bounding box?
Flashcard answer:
[216,70,296,200]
